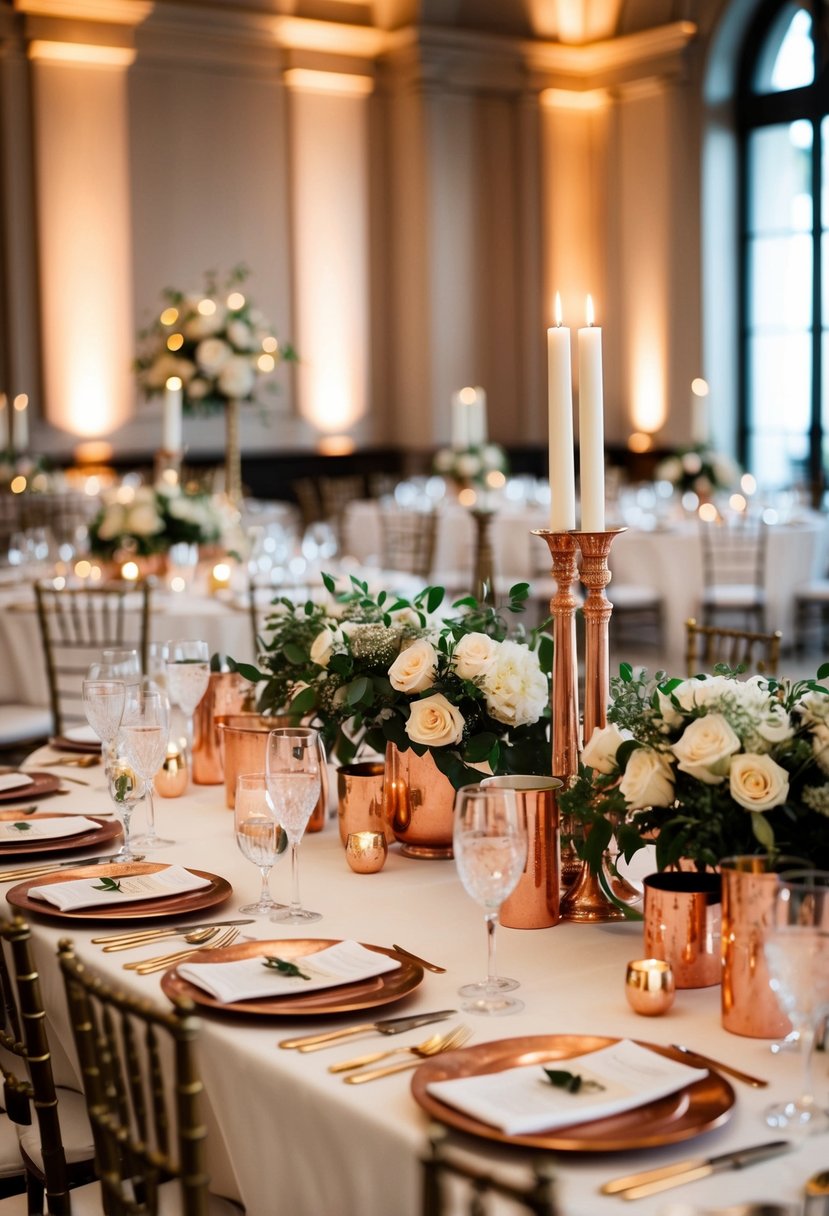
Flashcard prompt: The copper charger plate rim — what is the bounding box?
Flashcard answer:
[0,813,121,856]
[0,772,62,803]
[48,735,102,755]
[160,937,423,1016]
[5,862,232,921]
[410,1034,735,1153]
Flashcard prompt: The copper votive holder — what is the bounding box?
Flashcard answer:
[153,742,188,798]
[624,958,675,1016]
[345,831,388,874]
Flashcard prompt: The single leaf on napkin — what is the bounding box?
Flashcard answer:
[29,865,211,911]
[0,774,34,794]
[425,1041,708,1136]
[0,816,100,844]
[178,940,401,1003]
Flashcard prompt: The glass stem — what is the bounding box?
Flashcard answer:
[144,788,157,839]
[799,1021,817,1105]
[485,910,499,987]
[289,841,302,915]
[258,865,273,907]
[185,714,194,755]
[121,810,132,855]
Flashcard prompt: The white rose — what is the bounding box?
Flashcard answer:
[482,444,505,470]
[195,338,232,377]
[455,453,480,478]
[755,702,794,746]
[310,629,337,668]
[812,723,829,775]
[482,640,548,728]
[218,356,256,399]
[143,353,184,391]
[433,449,454,473]
[671,713,741,784]
[619,748,675,809]
[96,504,126,541]
[582,723,631,775]
[389,638,438,693]
[182,304,226,340]
[187,378,210,400]
[227,319,254,350]
[126,503,164,537]
[405,694,465,748]
[655,456,682,482]
[799,690,829,725]
[453,633,498,681]
[729,753,789,812]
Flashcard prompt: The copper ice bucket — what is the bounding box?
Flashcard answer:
[481,775,562,929]
[192,672,252,785]
[216,713,327,831]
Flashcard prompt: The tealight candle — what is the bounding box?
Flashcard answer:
[624,958,675,1016]
[209,562,232,595]
[154,742,188,798]
[121,561,139,582]
[345,831,387,874]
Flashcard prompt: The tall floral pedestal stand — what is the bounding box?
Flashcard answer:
[471,507,495,606]
[224,398,243,507]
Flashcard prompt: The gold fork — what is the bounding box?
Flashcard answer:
[343,1026,471,1084]
[329,1029,451,1073]
[124,927,240,975]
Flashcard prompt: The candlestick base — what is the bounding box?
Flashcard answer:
[560,855,626,923]
[471,507,495,605]
[154,448,183,486]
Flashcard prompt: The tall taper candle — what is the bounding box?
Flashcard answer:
[163,376,183,453]
[578,296,605,532]
[547,294,576,531]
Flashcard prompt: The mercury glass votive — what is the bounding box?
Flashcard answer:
[345,831,388,874]
[624,958,675,1016]
[153,742,188,798]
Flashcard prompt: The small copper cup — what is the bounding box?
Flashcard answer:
[624,958,675,1016]
[481,775,562,929]
[154,742,188,798]
[337,762,393,845]
[345,831,388,874]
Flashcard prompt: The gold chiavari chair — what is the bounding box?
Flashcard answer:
[57,940,243,1216]
[378,504,437,579]
[421,1127,558,1216]
[685,617,782,676]
[34,580,151,736]
[0,915,96,1215]
[699,515,768,630]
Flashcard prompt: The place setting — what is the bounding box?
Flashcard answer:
[47,724,103,755]
[0,770,64,804]
[0,810,121,858]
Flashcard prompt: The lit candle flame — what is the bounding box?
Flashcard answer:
[555,292,563,328]
[585,295,595,327]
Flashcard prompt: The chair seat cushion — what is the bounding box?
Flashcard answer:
[68,1179,243,1214]
[610,584,661,608]
[796,580,829,602]
[701,585,765,607]
[17,1087,94,1169]
[0,705,52,746]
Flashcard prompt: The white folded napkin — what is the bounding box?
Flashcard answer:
[62,726,100,744]
[0,816,100,844]
[0,774,34,794]
[178,940,401,1003]
[425,1040,708,1136]
[29,865,211,911]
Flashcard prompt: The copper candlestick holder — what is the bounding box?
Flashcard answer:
[471,507,495,606]
[532,530,581,888]
[154,448,183,486]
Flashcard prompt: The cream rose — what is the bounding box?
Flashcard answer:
[581,723,630,775]
[125,503,163,537]
[482,640,547,728]
[453,632,498,681]
[619,748,675,809]
[388,638,438,693]
[812,723,829,775]
[405,693,464,748]
[310,629,337,668]
[671,713,741,784]
[195,337,232,376]
[218,355,256,399]
[729,753,789,812]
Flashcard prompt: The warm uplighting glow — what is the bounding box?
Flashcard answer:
[121,561,139,581]
[283,68,374,97]
[28,42,137,68]
[197,298,217,316]
[691,377,710,397]
[257,354,276,373]
[170,576,186,594]
[167,334,184,352]
[10,476,26,494]
[741,472,757,495]
[74,559,92,579]
[628,431,653,453]
[485,470,507,489]
[166,375,182,391]
[262,336,278,353]
[74,441,114,465]
[160,307,178,326]
[317,434,355,456]
[458,487,478,506]
[12,394,27,412]
[540,87,610,111]
[585,294,595,326]
[459,386,477,405]
[729,493,747,513]
[699,502,718,522]
[554,291,563,327]
[227,292,245,310]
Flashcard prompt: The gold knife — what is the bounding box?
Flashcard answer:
[601,1139,791,1200]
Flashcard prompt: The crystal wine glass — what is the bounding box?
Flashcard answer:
[119,686,173,850]
[82,678,126,773]
[99,648,141,685]
[234,773,287,915]
[763,868,829,1132]
[452,783,528,1016]
[165,639,210,752]
[107,754,145,862]
[265,726,323,924]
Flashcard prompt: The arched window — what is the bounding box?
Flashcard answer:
[737,0,828,494]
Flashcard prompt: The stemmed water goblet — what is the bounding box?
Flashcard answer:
[265,726,323,924]
[165,639,210,752]
[452,783,528,1015]
[81,678,126,774]
[763,868,829,1132]
[234,774,287,916]
[119,686,173,850]
[107,754,145,862]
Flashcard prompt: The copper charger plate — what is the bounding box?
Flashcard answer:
[0,772,62,803]
[411,1034,734,1153]
[0,813,121,857]
[5,862,232,921]
[160,938,423,1016]
[48,735,102,755]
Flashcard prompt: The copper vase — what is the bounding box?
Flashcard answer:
[192,672,252,785]
[643,871,722,989]
[481,775,562,929]
[720,854,807,1037]
[216,712,327,832]
[337,761,393,845]
[384,744,455,859]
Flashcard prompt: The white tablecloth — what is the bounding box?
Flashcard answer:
[11,749,826,1216]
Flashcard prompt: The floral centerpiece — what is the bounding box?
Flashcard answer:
[432,443,509,489]
[89,483,234,559]
[655,445,741,498]
[560,663,829,876]
[232,577,552,786]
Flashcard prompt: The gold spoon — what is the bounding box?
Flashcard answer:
[103,925,222,953]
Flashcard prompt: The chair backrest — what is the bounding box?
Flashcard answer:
[57,939,210,1216]
[685,617,782,676]
[379,505,437,578]
[0,915,71,1215]
[422,1127,558,1215]
[699,515,768,589]
[34,580,152,735]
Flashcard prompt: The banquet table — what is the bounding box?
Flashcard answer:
[6,746,826,1216]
